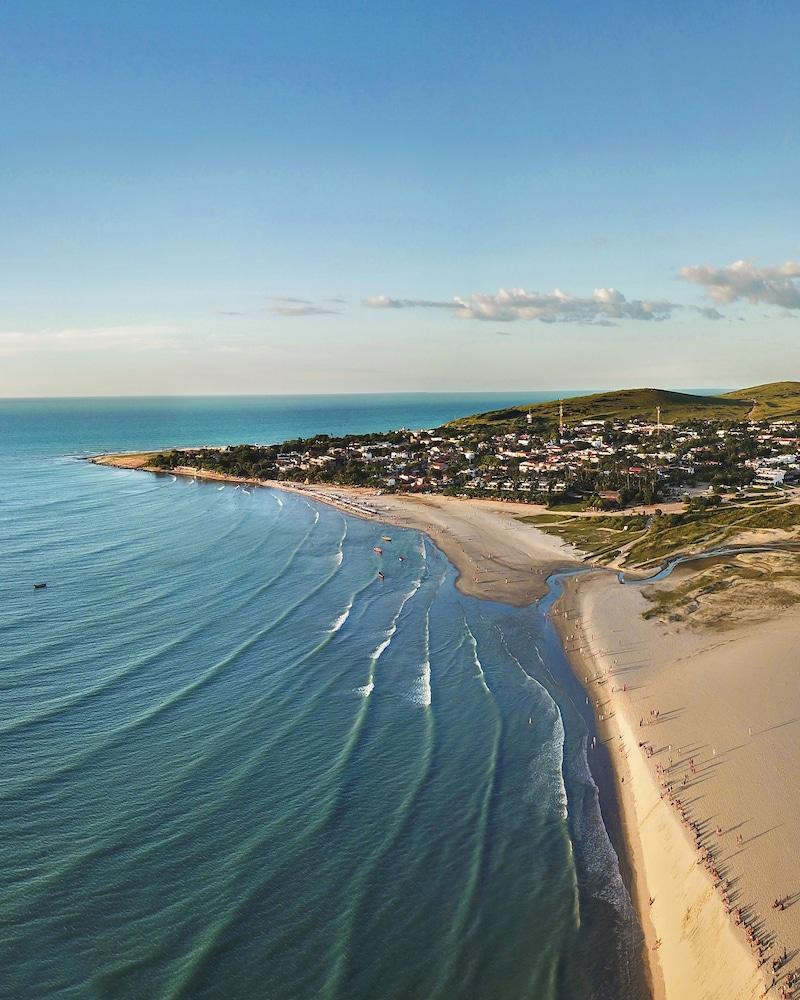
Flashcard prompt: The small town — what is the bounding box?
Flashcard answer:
[156,403,800,511]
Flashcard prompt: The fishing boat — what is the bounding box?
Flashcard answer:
[377,572,385,581]
[33,582,47,590]
[373,546,383,555]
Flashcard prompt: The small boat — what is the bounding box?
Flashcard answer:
[33,582,47,590]
[398,556,405,562]
[377,572,385,581]
[381,535,392,542]
[373,546,383,555]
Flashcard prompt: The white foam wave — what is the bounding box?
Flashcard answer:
[354,682,374,698]
[411,659,432,707]
[411,607,432,707]
[329,601,352,634]
[370,637,392,661]
[362,574,424,697]
[463,618,491,694]
[275,494,284,507]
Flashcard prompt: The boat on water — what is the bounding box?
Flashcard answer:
[381,535,392,542]
[398,556,405,561]
[377,572,385,581]
[33,582,47,590]
[373,546,383,555]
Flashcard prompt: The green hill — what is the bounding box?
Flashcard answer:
[446,387,752,433]
[721,381,800,421]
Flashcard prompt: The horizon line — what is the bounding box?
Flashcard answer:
[0,385,735,402]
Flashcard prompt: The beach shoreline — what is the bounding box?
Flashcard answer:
[554,568,800,1000]
[92,453,799,999]
[553,578,757,1000]
[90,454,584,603]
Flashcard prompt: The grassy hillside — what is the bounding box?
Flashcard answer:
[446,386,752,433]
[721,381,800,421]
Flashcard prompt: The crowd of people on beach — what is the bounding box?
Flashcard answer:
[561,602,798,998]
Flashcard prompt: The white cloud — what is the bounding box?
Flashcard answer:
[364,295,457,310]
[267,296,343,317]
[0,324,182,356]
[679,259,800,308]
[270,304,342,317]
[366,287,677,324]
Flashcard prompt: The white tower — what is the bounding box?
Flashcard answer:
[527,410,532,425]
[656,405,661,435]
[559,400,564,438]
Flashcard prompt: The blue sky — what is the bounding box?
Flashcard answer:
[1,0,798,395]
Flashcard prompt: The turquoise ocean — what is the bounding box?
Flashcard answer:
[0,394,646,1000]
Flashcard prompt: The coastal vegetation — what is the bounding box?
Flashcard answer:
[640,550,800,628]
[523,495,800,569]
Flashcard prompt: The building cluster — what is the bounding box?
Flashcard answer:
[263,414,800,508]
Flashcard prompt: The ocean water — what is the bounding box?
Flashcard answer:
[0,395,645,1000]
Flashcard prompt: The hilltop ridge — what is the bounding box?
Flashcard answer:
[721,381,800,420]
[445,381,799,432]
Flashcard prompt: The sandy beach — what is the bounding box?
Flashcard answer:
[93,454,800,999]
[330,489,581,603]
[556,570,800,1000]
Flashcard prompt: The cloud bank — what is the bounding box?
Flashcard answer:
[679,259,800,309]
[271,304,342,317]
[0,324,182,356]
[268,296,343,317]
[365,287,677,324]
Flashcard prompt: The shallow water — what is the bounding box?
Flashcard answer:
[0,396,645,999]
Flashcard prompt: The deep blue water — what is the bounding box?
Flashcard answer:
[0,392,589,459]
[0,395,644,999]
